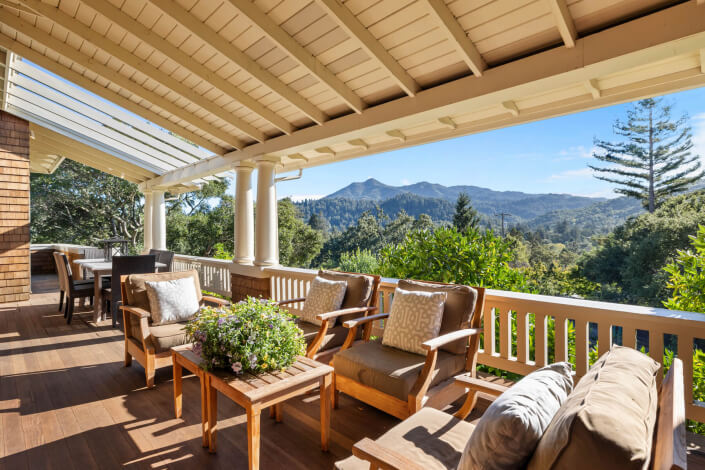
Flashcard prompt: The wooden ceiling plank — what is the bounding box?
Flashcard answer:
[548,0,577,48]
[76,0,284,139]
[227,0,365,114]
[424,0,486,76]
[315,0,421,96]
[0,33,229,155]
[145,0,327,125]
[17,0,255,151]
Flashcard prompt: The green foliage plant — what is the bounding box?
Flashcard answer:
[338,248,380,275]
[663,224,705,313]
[185,298,306,374]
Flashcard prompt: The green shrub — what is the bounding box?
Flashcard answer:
[663,224,705,313]
[338,248,380,274]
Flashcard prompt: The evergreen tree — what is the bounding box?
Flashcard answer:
[452,192,480,232]
[590,98,703,213]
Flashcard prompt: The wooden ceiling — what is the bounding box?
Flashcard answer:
[0,0,704,190]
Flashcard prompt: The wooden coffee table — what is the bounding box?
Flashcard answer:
[205,356,334,470]
[171,344,209,448]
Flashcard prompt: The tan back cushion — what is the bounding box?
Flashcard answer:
[318,270,375,323]
[300,276,347,326]
[398,279,478,355]
[528,345,660,470]
[124,270,202,311]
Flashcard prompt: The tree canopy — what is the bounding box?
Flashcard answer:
[452,192,480,232]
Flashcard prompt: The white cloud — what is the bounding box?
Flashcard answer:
[692,112,705,165]
[282,194,325,202]
[401,178,410,185]
[554,145,595,161]
[547,167,593,180]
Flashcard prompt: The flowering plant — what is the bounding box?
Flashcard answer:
[184,297,305,374]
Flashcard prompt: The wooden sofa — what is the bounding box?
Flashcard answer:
[120,270,228,388]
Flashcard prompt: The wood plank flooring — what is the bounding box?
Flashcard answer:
[0,275,703,469]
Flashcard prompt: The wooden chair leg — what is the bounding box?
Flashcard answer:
[332,374,339,409]
[124,349,132,367]
[58,290,64,312]
[145,353,155,388]
[63,296,69,318]
[66,297,74,324]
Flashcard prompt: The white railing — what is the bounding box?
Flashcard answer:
[264,265,705,424]
[173,254,232,297]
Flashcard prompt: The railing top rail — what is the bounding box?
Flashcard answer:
[173,254,232,266]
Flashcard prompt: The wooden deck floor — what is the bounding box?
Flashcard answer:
[1,276,704,469]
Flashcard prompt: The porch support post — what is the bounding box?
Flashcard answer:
[254,157,280,266]
[234,162,255,265]
[152,189,166,250]
[143,190,153,252]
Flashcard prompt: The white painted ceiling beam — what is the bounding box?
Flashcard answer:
[226,0,365,114]
[0,49,10,111]
[314,0,421,96]
[548,0,578,48]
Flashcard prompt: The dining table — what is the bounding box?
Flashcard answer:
[74,258,166,322]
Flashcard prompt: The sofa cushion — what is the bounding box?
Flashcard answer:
[318,270,375,324]
[459,362,574,470]
[148,322,189,353]
[333,340,466,401]
[146,276,200,325]
[335,407,474,470]
[300,276,347,326]
[298,320,350,352]
[124,270,202,311]
[382,288,446,355]
[528,346,660,470]
[398,280,478,355]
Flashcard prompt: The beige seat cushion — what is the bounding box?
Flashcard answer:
[298,320,349,352]
[335,407,474,470]
[147,322,189,353]
[318,270,375,324]
[333,340,466,401]
[300,276,347,326]
[382,288,446,355]
[124,270,202,311]
[398,280,478,355]
[528,346,660,470]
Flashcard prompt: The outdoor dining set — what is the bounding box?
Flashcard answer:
[53,251,688,470]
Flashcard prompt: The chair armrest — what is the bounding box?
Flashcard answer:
[342,312,389,329]
[120,305,151,319]
[455,374,509,397]
[351,438,427,470]
[202,295,229,307]
[316,305,377,321]
[422,328,482,352]
[277,297,306,306]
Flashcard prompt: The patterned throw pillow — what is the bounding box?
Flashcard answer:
[145,276,200,325]
[382,288,446,355]
[300,276,347,326]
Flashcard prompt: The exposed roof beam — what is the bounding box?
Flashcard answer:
[501,101,520,117]
[142,1,705,189]
[584,79,601,99]
[700,49,705,74]
[0,0,33,15]
[437,117,456,129]
[16,0,268,149]
[0,33,227,155]
[226,0,365,114]
[424,0,486,76]
[145,0,326,125]
[314,0,421,96]
[1,48,10,111]
[548,0,577,48]
[77,0,288,138]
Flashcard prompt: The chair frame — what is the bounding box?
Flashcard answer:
[347,358,687,470]
[55,252,94,324]
[277,273,381,362]
[120,274,229,388]
[333,282,486,420]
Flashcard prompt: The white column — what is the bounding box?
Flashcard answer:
[143,190,153,252]
[254,157,280,266]
[152,189,166,250]
[234,162,255,265]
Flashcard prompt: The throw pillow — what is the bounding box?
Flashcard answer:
[458,362,574,470]
[381,287,446,355]
[300,276,347,326]
[145,276,200,325]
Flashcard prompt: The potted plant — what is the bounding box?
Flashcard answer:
[185,297,306,374]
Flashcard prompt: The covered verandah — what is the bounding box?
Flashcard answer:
[2,0,705,467]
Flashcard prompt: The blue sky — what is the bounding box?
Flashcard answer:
[276,87,705,201]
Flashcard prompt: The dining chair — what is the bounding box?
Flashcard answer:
[52,252,92,313]
[55,252,94,324]
[102,255,156,328]
[149,249,174,272]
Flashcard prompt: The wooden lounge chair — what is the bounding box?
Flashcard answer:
[333,280,486,420]
[336,359,686,470]
[120,270,228,388]
[277,270,381,362]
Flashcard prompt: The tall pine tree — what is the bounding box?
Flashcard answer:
[452,192,480,232]
[590,98,703,212]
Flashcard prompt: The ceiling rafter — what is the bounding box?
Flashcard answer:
[0,33,228,155]
[145,0,327,125]
[77,0,289,139]
[225,0,365,114]
[15,0,277,151]
[314,0,420,97]
[1,48,10,111]
[548,0,577,48]
[424,0,486,76]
